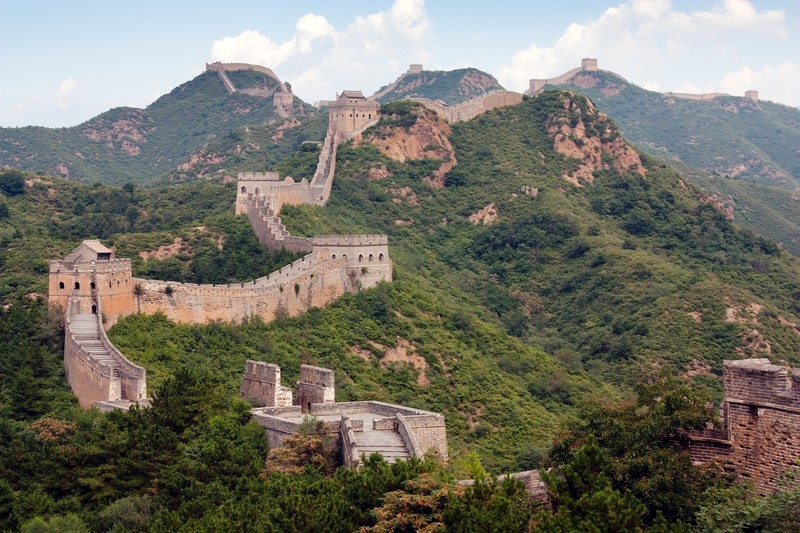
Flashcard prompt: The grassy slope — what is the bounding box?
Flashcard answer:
[0,72,320,186]
[376,68,505,106]
[551,71,800,189]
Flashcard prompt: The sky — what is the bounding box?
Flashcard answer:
[1,0,798,128]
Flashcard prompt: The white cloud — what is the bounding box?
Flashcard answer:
[643,81,660,91]
[53,78,79,109]
[720,62,800,106]
[210,0,434,103]
[496,0,786,93]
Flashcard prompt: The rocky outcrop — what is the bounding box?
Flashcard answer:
[356,107,456,188]
[546,94,644,186]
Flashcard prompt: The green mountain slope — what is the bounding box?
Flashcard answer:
[2,92,800,469]
[548,70,800,189]
[0,72,320,185]
[667,160,800,255]
[374,68,505,106]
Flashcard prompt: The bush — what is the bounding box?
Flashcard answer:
[98,495,151,533]
[0,170,26,196]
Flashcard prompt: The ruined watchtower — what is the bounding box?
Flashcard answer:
[329,90,380,140]
[688,358,800,492]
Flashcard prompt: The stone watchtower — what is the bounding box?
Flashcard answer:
[328,91,380,140]
[745,90,759,102]
[581,58,598,71]
[49,240,135,323]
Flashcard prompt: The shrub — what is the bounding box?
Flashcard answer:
[0,170,26,196]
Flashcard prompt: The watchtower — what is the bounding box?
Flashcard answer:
[328,90,380,140]
[49,240,134,321]
[408,64,423,74]
[581,58,598,71]
[235,171,281,215]
[745,90,759,102]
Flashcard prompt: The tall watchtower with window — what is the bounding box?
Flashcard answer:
[49,240,134,323]
[328,90,380,140]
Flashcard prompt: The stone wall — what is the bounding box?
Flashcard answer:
[411,90,523,124]
[206,62,282,84]
[134,252,348,324]
[295,364,336,412]
[240,360,293,407]
[525,58,606,94]
[64,316,116,408]
[688,359,800,492]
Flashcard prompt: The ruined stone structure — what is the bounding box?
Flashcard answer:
[745,90,759,102]
[526,58,601,94]
[688,359,800,492]
[244,362,448,466]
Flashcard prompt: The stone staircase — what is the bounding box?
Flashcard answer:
[353,429,411,463]
[69,314,126,396]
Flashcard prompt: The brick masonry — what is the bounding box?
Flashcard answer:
[688,358,800,492]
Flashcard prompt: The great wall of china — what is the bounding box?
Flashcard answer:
[46,63,795,485]
[523,58,759,102]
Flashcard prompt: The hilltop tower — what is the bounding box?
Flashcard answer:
[581,58,598,71]
[329,91,380,140]
[745,90,759,102]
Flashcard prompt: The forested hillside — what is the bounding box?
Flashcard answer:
[0,72,321,185]
[2,92,800,531]
[549,70,800,189]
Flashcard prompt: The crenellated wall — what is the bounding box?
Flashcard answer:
[134,252,349,324]
[410,90,523,124]
[688,359,800,492]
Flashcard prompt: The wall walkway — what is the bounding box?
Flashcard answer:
[64,291,146,408]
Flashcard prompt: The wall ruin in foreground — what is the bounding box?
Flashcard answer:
[688,358,800,492]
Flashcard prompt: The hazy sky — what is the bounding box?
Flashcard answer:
[1,0,798,127]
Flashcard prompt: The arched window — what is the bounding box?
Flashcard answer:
[358,254,363,263]
[331,254,336,259]
[349,113,352,117]
[117,280,120,285]
[90,282,96,289]
[368,114,371,119]
[379,253,384,261]
[342,254,347,259]
[74,282,80,290]
[255,187,260,195]
[59,282,64,289]
[91,305,97,315]
[109,281,112,288]
[241,186,247,194]
[369,254,373,262]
